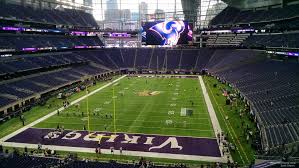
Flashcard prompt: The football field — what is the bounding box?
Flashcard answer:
[2,75,225,162]
[35,76,214,137]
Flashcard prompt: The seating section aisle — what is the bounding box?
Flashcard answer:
[0,155,184,168]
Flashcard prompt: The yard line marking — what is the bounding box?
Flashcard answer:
[37,122,214,132]
[0,75,127,143]
[40,120,212,127]
[57,112,211,119]
[97,102,207,106]
[41,116,212,123]
[126,79,169,133]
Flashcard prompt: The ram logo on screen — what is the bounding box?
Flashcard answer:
[142,21,192,45]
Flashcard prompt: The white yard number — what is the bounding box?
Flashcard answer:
[94,108,102,112]
[168,111,175,115]
[165,120,173,125]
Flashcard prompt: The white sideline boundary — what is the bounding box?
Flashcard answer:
[198,76,222,140]
[0,75,127,143]
[198,76,228,161]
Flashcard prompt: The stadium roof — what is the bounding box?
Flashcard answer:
[222,0,283,8]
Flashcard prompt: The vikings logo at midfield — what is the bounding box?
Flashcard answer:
[149,21,186,45]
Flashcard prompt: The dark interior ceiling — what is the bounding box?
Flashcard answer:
[181,0,198,22]
[221,0,243,8]
[181,0,284,13]
[221,0,284,9]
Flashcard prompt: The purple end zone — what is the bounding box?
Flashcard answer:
[6,128,221,157]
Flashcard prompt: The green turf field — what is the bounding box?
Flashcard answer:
[34,76,215,138]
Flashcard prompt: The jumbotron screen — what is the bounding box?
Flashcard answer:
[142,21,192,45]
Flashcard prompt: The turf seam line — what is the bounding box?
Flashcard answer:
[37,122,214,131]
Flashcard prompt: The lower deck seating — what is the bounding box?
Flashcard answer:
[0,154,186,168]
[0,65,107,108]
[206,54,299,151]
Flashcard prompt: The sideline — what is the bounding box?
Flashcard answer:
[198,76,228,162]
[198,76,222,138]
